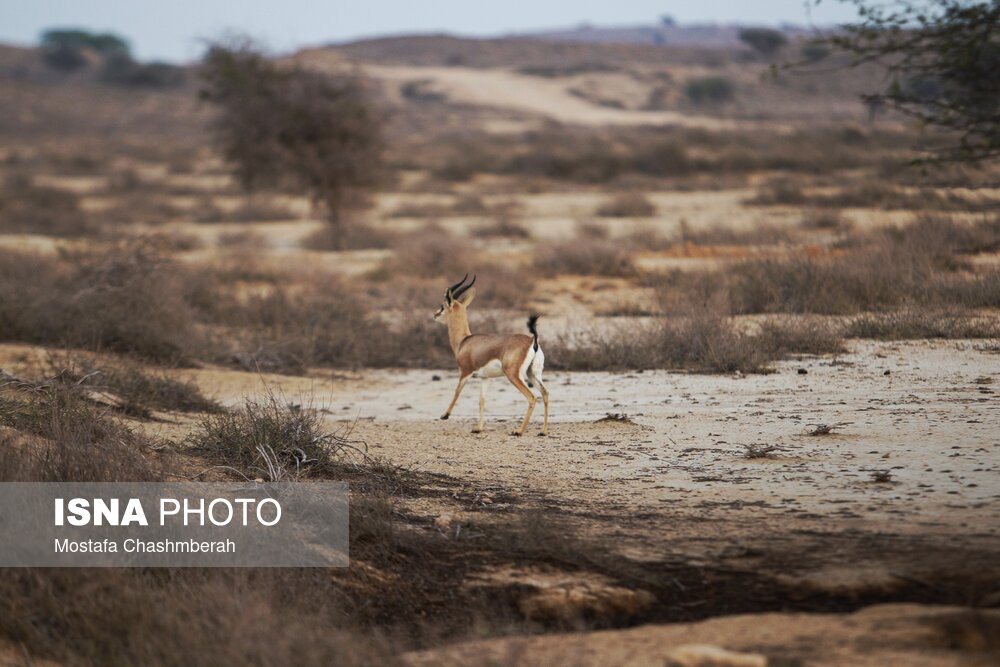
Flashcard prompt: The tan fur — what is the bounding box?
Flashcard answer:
[435,287,549,436]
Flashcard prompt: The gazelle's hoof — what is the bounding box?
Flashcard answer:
[510,431,522,437]
[439,414,449,420]
[537,431,548,437]
[471,427,482,433]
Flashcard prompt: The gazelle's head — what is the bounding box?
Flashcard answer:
[433,273,476,325]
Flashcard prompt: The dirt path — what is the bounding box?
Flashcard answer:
[366,65,739,129]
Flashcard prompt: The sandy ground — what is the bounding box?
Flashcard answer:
[166,338,1000,572]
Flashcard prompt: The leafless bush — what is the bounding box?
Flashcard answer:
[0,382,158,482]
[0,175,98,236]
[844,310,1000,340]
[549,310,842,373]
[377,226,534,307]
[745,178,808,205]
[756,316,846,355]
[0,244,205,363]
[216,198,297,222]
[750,179,998,212]
[534,238,636,277]
[799,208,851,232]
[223,285,454,373]
[304,220,396,250]
[682,223,794,246]
[48,355,221,416]
[189,389,357,481]
[596,193,656,217]
[384,225,474,277]
[688,217,1000,316]
[480,215,530,238]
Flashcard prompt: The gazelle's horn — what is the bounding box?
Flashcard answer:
[453,274,476,299]
[446,273,469,296]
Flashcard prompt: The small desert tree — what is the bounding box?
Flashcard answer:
[40,28,129,71]
[738,28,788,57]
[819,0,1000,164]
[199,40,382,248]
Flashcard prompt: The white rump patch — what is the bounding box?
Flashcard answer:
[528,346,545,382]
[519,346,544,387]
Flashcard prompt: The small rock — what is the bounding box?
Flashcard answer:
[883,370,891,376]
[797,368,807,375]
[431,374,442,381]
[665,644,767,667]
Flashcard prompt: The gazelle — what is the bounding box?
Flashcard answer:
[434,274,549,436]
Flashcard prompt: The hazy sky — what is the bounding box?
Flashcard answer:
[2,1,861,63]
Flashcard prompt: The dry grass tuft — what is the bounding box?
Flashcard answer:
[188,389,359,481]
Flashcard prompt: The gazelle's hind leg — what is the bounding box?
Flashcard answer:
[472,379,487,433]
[505,370,537,436]
[529,374,549,436]
[527,347,549,436]
[441,373,471,420]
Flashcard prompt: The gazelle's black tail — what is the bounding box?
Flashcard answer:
[526,314,540,352]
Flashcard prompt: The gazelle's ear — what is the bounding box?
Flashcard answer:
[458,287,476,306]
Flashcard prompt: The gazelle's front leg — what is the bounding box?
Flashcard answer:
[441,373,471,420]
[472,379,487,433]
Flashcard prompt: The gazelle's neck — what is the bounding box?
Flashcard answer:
[447,311,472,355]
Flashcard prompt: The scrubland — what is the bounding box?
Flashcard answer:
[0,34,998,667]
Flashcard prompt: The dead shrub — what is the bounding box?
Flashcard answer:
[750,180,998,212]
[189,389,356,481]
[218,198,297,222]
[378,226,534,308]
[0,382,158,482]
[385,225,474,277]
[596,193,656,217]
[746,178,808,205]
[0,244,205,363]
[304,221,396,250]
[48,355,221,416]
[724,217,1000,314]
[223,286,454,373]
[480,215,530,238]
[799,208,851,232]
[534,238,636,277]
[844,310,1000,340]
[549,310,842,373]
[0,176,98,236]
[683,224,793,246]
[756,316,846,356]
